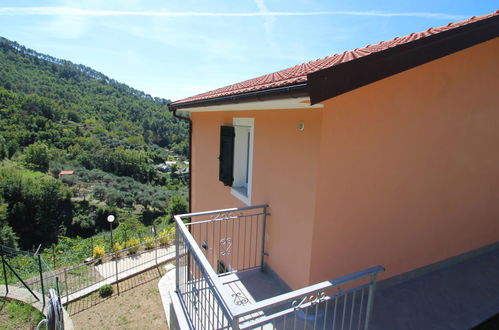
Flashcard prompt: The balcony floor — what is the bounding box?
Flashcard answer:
[372,246,499,330]
[219,246,499,329]
[219,268,290,308]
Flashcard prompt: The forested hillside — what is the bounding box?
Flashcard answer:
[0,36,188,250]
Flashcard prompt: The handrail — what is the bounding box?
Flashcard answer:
[176,204,269,219]
[239,282,374,329]
[185,212,267,226]
[175,214,243,318]
[174,205,383,329]
[234,265,384,318]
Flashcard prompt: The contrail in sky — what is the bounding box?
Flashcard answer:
[0,7,467,20]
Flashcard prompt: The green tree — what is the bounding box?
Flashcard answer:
[0,135,6,159]
[0,198,18,248]
[0,36,189,248]
[115,217,147,242]
[165,194,188,223]
[0,167,71,248]
[0,224,19,248]
[24,142,50,171]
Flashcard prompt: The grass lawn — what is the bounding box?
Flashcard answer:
[68,266,168,329]
[0,298,45,330]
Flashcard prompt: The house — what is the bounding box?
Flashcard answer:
[158,161,178,172]
[166,11,499,329]
[58,170,74,177]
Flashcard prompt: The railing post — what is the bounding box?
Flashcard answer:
[38,254,45,308]
[260,205,268,272]
[154,225,158,265]
[63,268,69,304]
[364,274,378,330]
[115,254,120,295]
[1,255,8,295]
[232,316,240,330]
[175,222,180,292]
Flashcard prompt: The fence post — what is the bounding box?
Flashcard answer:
[56,277,61,305]
[52,244,56,269]
[37,254,45,308]
[154,225,158,265]
[155,243,158,265]
[175,222,180,292]
[63,268,69,304]
[115,256,119,296]
[1,255,8,295]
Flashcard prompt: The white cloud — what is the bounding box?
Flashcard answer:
[42,14,91,39]
[0,7,468,20]
[254,0,277,50]
[254,0,275,34]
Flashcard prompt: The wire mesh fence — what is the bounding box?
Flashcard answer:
[1,230,176,311]
[58,234,176,304]
[0,244,53,305]
[65,266,166,315]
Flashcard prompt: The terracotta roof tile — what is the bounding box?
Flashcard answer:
[171,11,498,106]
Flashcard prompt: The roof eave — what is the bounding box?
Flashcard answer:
[168,83,308,112]
[307,15,499,105]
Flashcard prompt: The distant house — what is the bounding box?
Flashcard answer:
[158,161,177,172]
[167,12,499,329]
[58,170,74,177]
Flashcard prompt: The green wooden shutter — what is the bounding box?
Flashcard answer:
[219,126,235,186]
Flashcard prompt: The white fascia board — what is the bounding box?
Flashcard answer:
[176,96,323,114]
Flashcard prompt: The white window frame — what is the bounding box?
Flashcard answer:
[231,118,254,205]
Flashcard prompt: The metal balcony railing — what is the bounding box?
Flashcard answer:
[174,205,384,329]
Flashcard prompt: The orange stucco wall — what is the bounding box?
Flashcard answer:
[191,108,323,289]
[309,38,499,284]
[189,38,499,290]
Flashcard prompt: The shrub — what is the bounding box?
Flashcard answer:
[165,194,188,222]
[92,245,105,259]
[116,217,147,242]
[126,238,140,254]
[144,237,155,249]
[99,284,113,298]
[111,242,123,253]
[159,227,175,246]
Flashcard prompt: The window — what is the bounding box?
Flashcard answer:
[232,118,254,204]
[231,118,254,204]
[218,118,254,204]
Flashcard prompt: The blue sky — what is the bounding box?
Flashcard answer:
[0,1,496,101]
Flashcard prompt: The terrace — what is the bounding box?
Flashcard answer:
[169,205,499,329]
[170,205,384,329]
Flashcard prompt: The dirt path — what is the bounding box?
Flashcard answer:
[68,267,168,329]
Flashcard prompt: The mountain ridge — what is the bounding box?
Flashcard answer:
[0,36,188,249]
